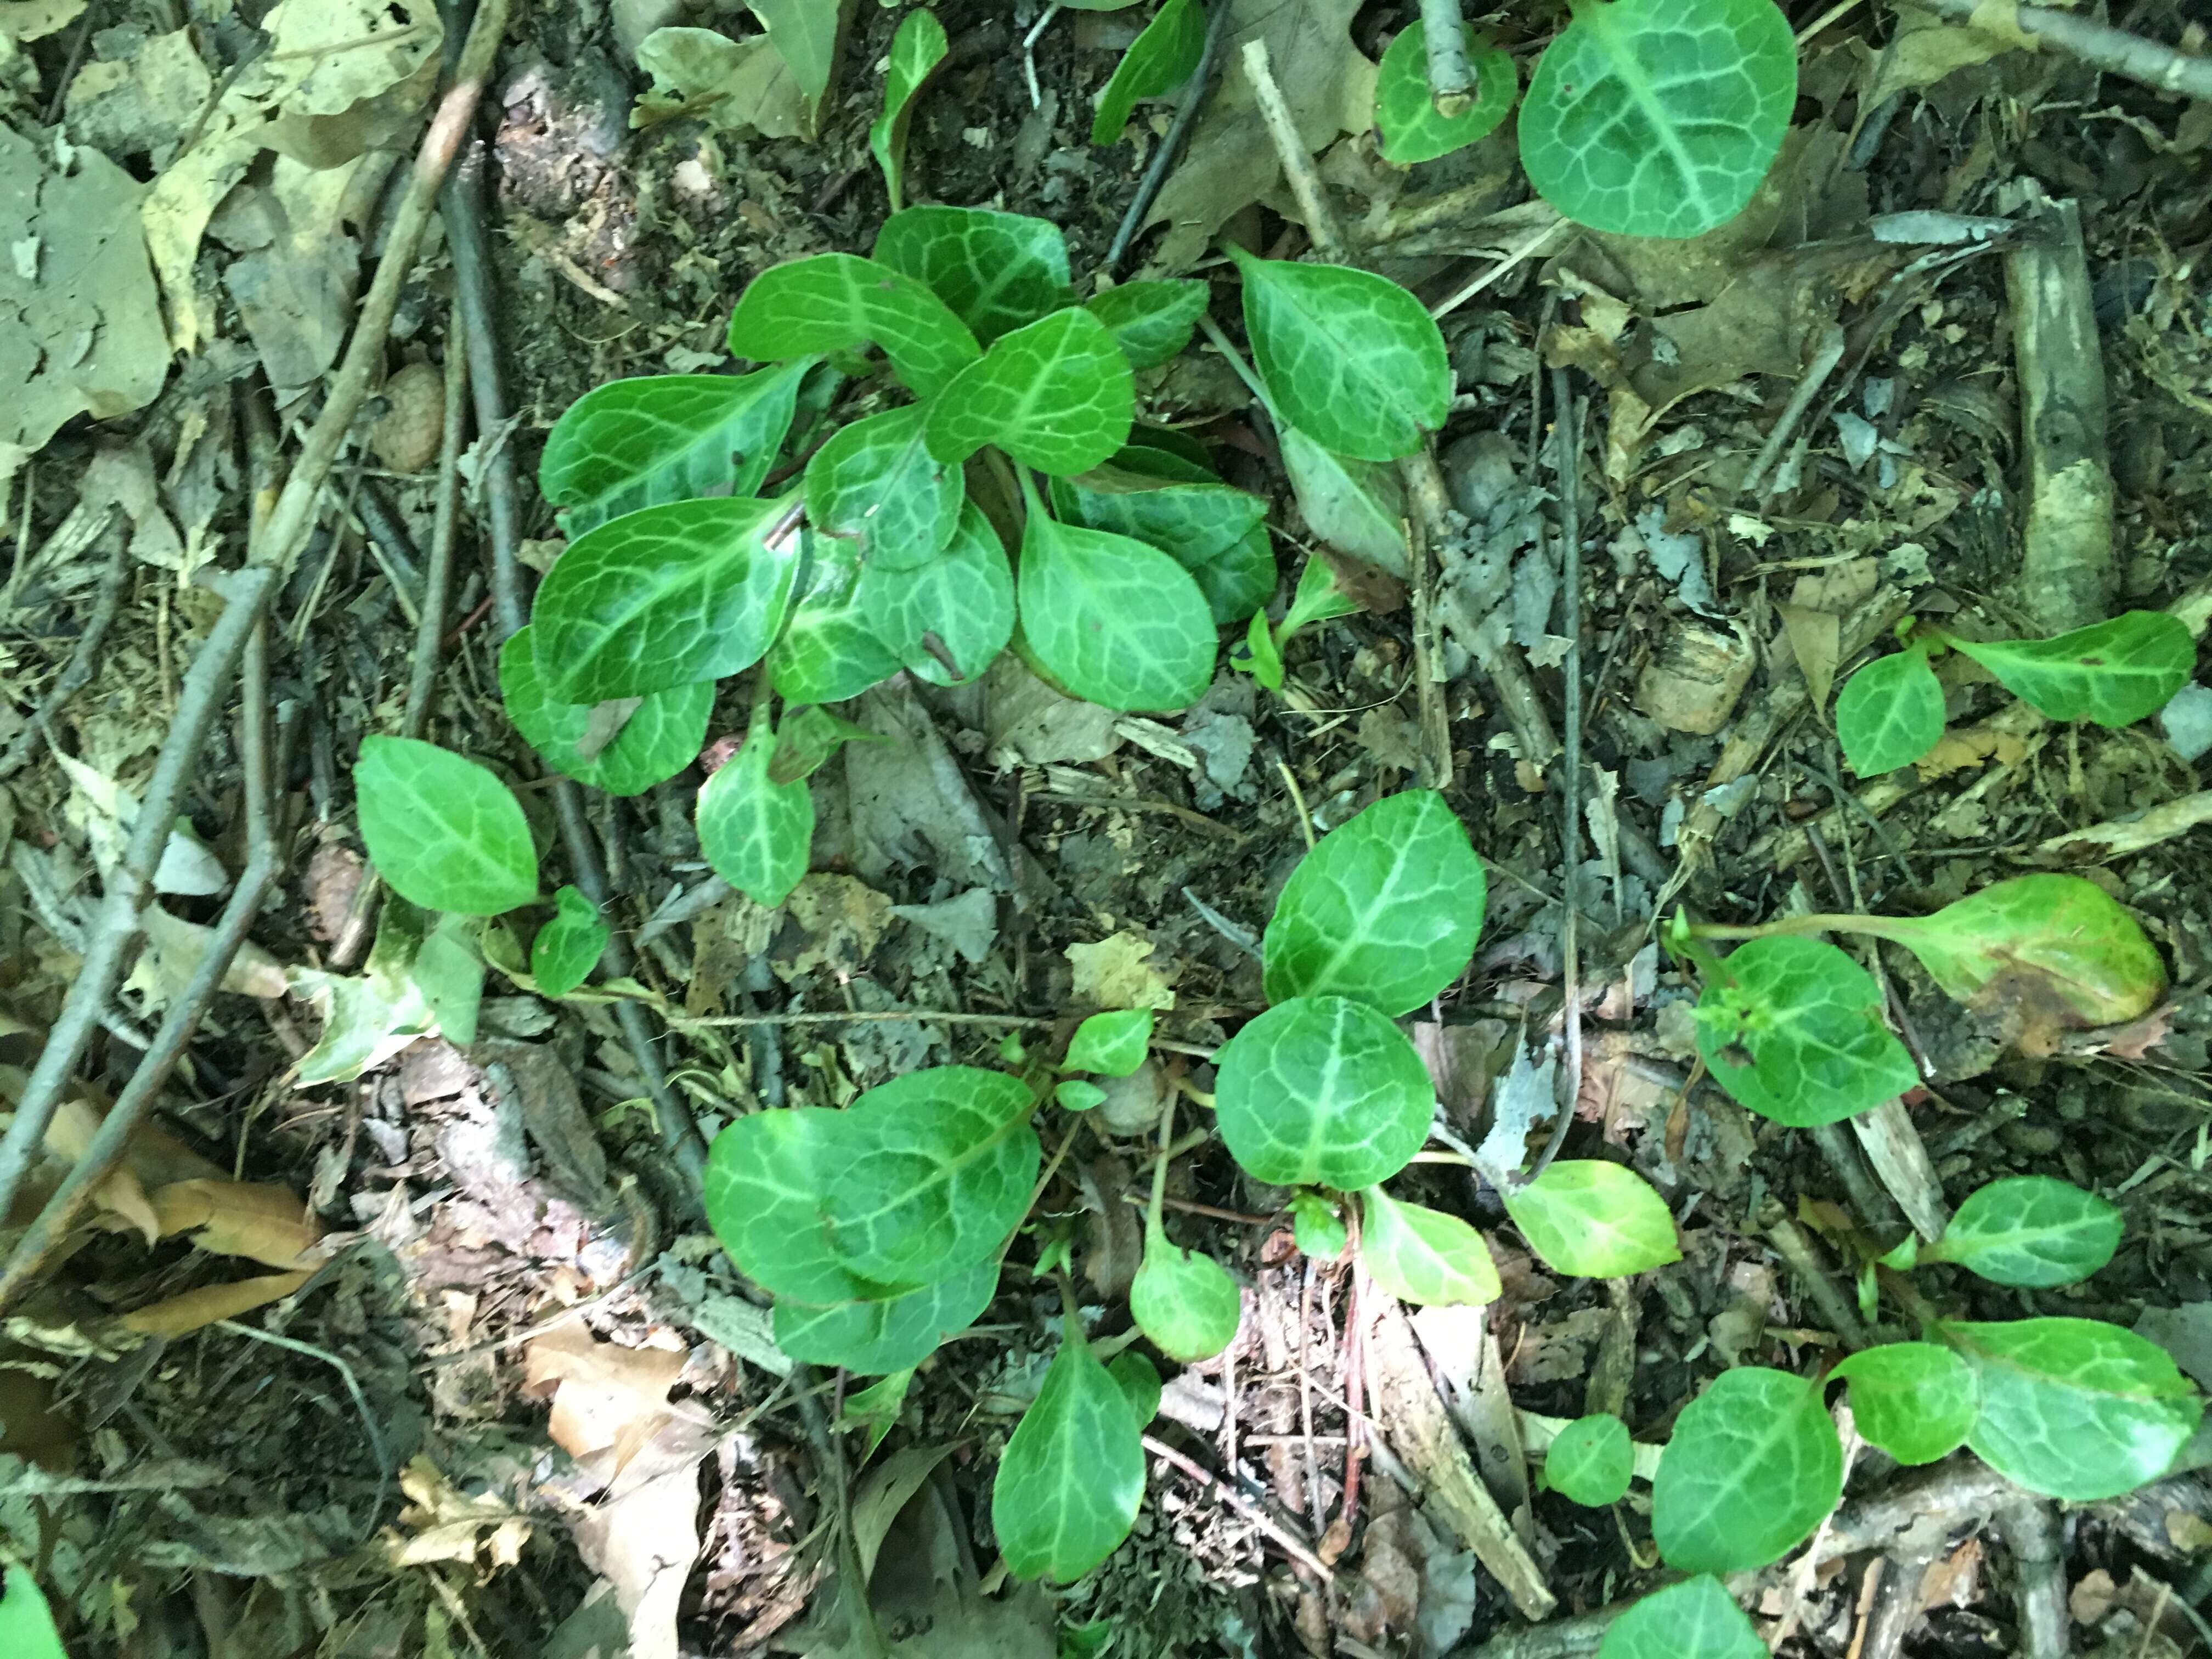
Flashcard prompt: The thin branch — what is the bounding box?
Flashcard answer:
[1142,1432,1335,1582]
[1998,1496,2068,1659]
[403,311,471,737]
[1241,37,1345,261]
[1105,0,1233,275]
[1906,0,2212,100]
[1418,0,1477,115]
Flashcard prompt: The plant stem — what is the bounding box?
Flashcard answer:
[1194,312,1272,411]
[1417,0,1477,115]
[1104,0,1233,274]
[1239,36,1345,260]
[1147,1093,1177,1240]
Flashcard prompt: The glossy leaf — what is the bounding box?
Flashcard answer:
[1018,509,1217,712]
[1504,1161,1682,1277]
[926,308,1133,476]
[1595,1576,1765,1659]
[1830,1342,1977,1466]
[1692,936,1917,1127]
[1130,1220,1242,1361]
[1279,426,1409,578]
[873,205,1073,343]
[531,494,801,703]
[858,501,1015,685]
[1066,1008,1153,1076]
[770,706,882,786]
[726,252,979,398]
[1110,1351,1163,1425]
[1232,249,1449,462]
[747,0,849,129]
[1652,1367,1843,1574]
[1950,611,2194,725]
[994,1335,1144,1583]
[836,1367,913,1458]
[1946,1317,2200,1500]
[1086,279,1209,370]
[868,7,947,212]
[705,1106,876,1304]
[1544,1413,1633,1506]
[1290,1192,1347,1259]
[822,1066,1041,1287]
[414,912,484,1047]
[498,625,710,797]
[354,737,537,917]
[1520,0,1797,239]
[538,360,811,535]
[1056,1079,1107,1111]
[531,885,608,998]
[1923,1176,2122,1288]
[1263,790,1486,1017]
[1281,551,1361,635]
[1214,995,1432,1189]
[1091,0,1203,144]
[1359,1186,1500,1307]
[807,401,964,571]
[766,529,904,704]
[1192,527,1277,625]
[1053,468,1266,586]
[0,1563,67,1659]
[1375,21,1516,165]
[1836,646,1944,775]
[774,1258,999,1374]
[696,723,814,909]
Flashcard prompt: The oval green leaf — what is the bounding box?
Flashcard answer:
[1215,995,1433,1189]
[0,1563,67,1659]
[538,360,812,536]
[1925,1175,2122,1288]
[807,401,964,571]
[1946,1317,2201,1500]
[992,1332,1145,1582]
[1520,0,1797,239]
[1829,1342,1977,1466]
[1110,1350,1163,1425]
[1595,1576,1765,1659]
[531,494,802,704]
[873,205,1073,343]
[1950,611,2194,726]
[1504,1161,1682,1278]
[1056,1079,1108,1111]
[1836,646,1944,775]
[1262,789,1486,1017]
[704,1105,874,1304]
[822,1065,1041,1287]
[725,252,980,398]
[857,499,1015,686]
[926,308,1133,476]
[1091,0,1204,145]
[1130,1223,1242,1361]
[1359,1186,1500,1307]
[868,8,948,212]
[774,1258,999,1374]
[1232,249,1449,461]
[1654,1366,1843,1573]
[766,529,904,704]
[531,885,608,998]
[696,723,815,909]
[1692,935,1918,1127]
[1375,21,1516,165]
[1279,426,1410,578]
[498,625,710,797]
[1544,1413,1633,1507]
[1017,511,1217,712]
[1066,1008,1154,1076]
[1290,1192,1347,1259]
[1086,279,1209,370]
[354,736,537,917]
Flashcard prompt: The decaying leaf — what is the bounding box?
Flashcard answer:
[1067,929,1177,1011]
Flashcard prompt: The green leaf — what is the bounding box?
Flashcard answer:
[1091,0,1204,144]
[1949,611,2194,726]
[1231,249,1449,462]
[1281,552,1361,635]
[413,911,484,1047]
[1191,527,1277,625]
[1543,1413,1633,1506]
[1244,606,1285,691]
[1595,1576,1765,1659]
[992,1331,1145,1582]
[823,1065,1041,1287]
[726,252,980,398]
[766,529,904,704]
[1829,1342,1977,1466]
[1109,1351,1163,1425]
[774,1259,999,1374]
[1519,0,1797,239]
[771,705,883,785]
[1836,646,1944,775]
[1503,1161,1683,1278]
[291,905,436,1085]
[1262,789,1486,1017]
[1066,1008,1154,1076]
[1049,466,1271,626]
[1086,279,1209,370]
[1359,1186,1500,1307]
[696,723,815,909]
[1056,1079,1108,1111]
[1652,1367,1843,1574]
[1945,1317,2201,1500]
[1922,1176,2123,1289]
[1290,1192,1346,1259]
[857,499,1015,685]
[1691,936,1917,1127]
[807,401,965,571]
[873,206,1073,343]
[1130,1220,1242,1361]
[0,1562,67,1659]
[926,309,1133,476]
[538,360,812,537]
[531,885,608,998]
[706,1105,877,1304]
[836,1366,914,1458]
[745,0,850,126]
[1214,995,1432,1188]
[1375,21,1516,165]
[1842,873,2167,1033]
[1017,504,1218,712]
[1278,426,1409,578]
[354,737,537,917]
[531,494,802,703]
[868,8,947,212]
[631,26,814,139]
[498,625,710,797]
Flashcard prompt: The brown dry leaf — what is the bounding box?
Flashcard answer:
[1,1,86,41]
[42,1096,159,1244]
[1863,2,2026,108]
[120,1268,314,1336]
[149,1179,322,1269]
[523,1324,687,1479]
[387,1455,532,1572]
[63,27,213,165]
[2034,792,2212,865]
[1915,724,2029,781]
[1790,559,1882,613]
[1776,603,1841,710]
[568,1418,718,1659]
[686,892,778,1016]
[1066,930,1177,1011]
[775,873,893,981]
[1918,1536,1983,1609]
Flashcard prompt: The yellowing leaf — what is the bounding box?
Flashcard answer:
[1066,930,1177,1011]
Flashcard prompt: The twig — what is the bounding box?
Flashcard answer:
[403,314,471,737]
[1403,481,1453,789]
[1430,215,1571,321]
[1764,1206,1872,1349]
[0,527,130,782]
[1861,1547,1936,1659]
[1998,1495,2069,1659]
[1105,0,1232,275]
[1741,323,1846,496]
[1905,0,2212,100]
[1020,2,1060,109]
[1142,1432,1336,1582]
[1809,1120,1911,1239]
[1241,37,1344,262]
[1418,0,1477,115]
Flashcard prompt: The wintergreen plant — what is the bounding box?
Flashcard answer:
[1,1562,66,1659]
[1833,610,2192,775]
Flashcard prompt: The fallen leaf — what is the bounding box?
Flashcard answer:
[889,888,1000,964]
[567,1418,717,1659]
[775,873,893,980]
[148,1180,321,1270]
[120,1269,315,1336]
[1066,930,1177,1011]
[387,1455,532,1571]
[524,1324,687,1479]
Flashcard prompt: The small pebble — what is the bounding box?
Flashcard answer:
[370,360,443,472]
